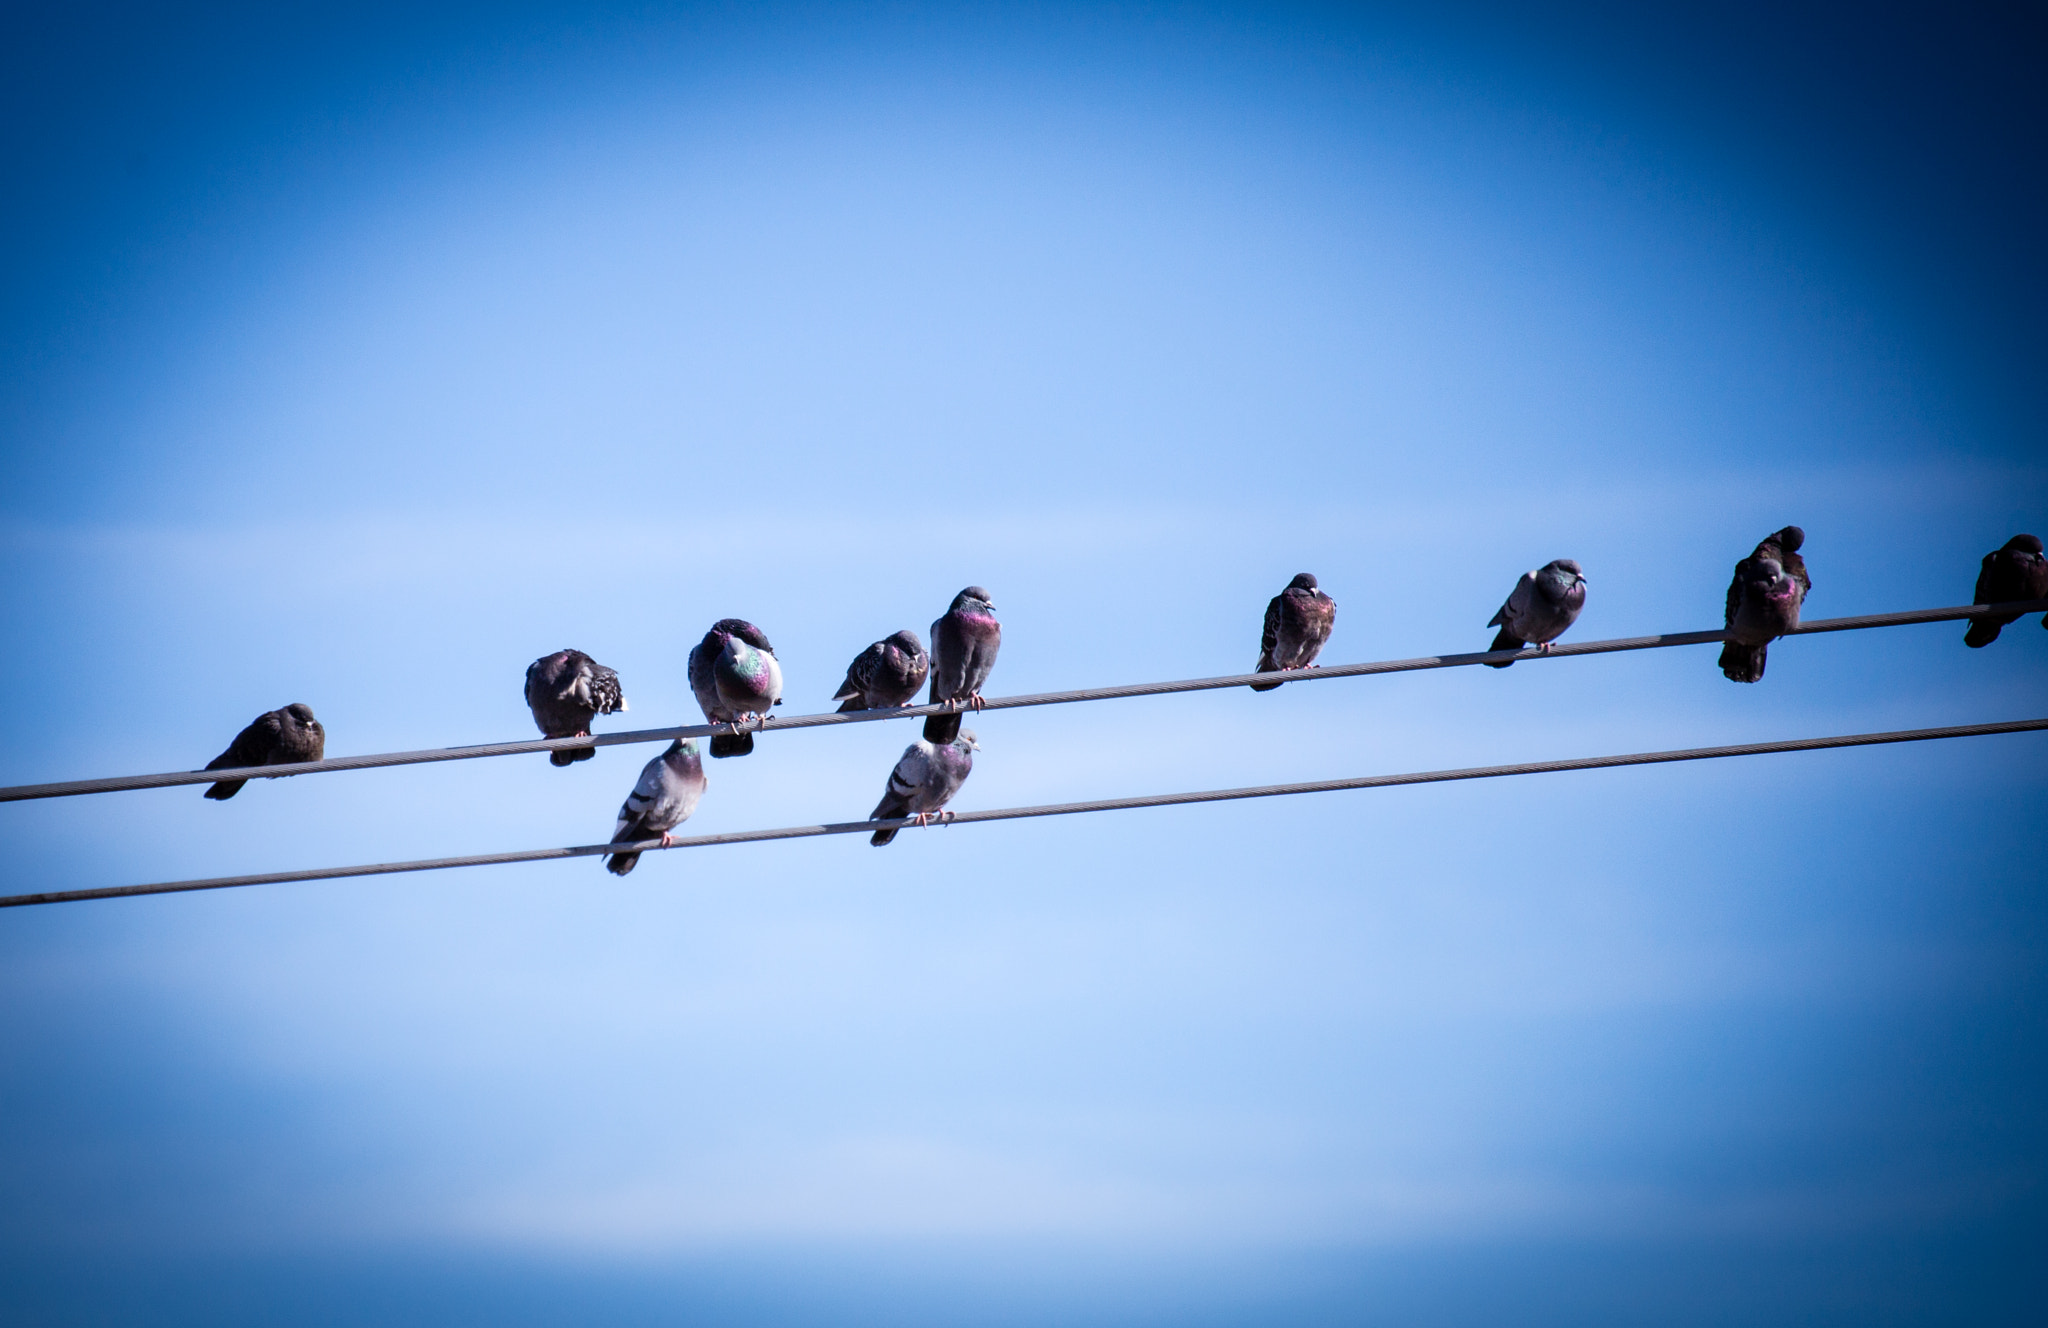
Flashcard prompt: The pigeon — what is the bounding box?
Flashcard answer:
[869,730,979,847]
[925,587,1001,743]
[1250,572,1336,690]
[688,619,784,758]
[603,739,707,876]
[524,649,627,766]
[1484,559,1589,667]
[202,703,325,800]
[1964,534,2048,647]
[1719,526,1810,683]
[834,630,931,712]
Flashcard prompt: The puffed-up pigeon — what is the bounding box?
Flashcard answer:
[202,703,326,800]
[688,619,784,758]
[835,630,931,712]
[1484,559,1589,667]
[603,739,707,875]
[925,588,1000,743]
[1719,526,1810,683]
[869,730,979,846]
[1250,573,1336,690]
[1964,534,2048,647]
[525,649,627,766]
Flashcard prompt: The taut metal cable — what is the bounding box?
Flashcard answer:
[2,598,2043,805]
[5,715,2041,909]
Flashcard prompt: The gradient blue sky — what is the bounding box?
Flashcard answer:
[2,3,2044,1324]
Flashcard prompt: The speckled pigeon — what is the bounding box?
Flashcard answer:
[1484,559,1589,668]
[688,619,784,758]
[603,739,707,876]
[524,649,627,766]
[1964,534,2048,647]
[835,630,931,712]
[1250,572,1336,690]
[925,588,1000,743]
[202,703,325,800]
[869,730,979,846]
[1719,526,1810,683]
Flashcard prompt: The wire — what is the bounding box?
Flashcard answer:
[6,714,2041,909]
[1,597,2042,805]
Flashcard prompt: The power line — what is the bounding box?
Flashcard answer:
[6,714,2041,909]
[1,597,2041,805]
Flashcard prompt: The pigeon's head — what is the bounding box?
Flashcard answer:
[954,729,981,752]
[1769,525,1806,554]
[666,738,701,763]
[886,629,926,655]
[1750,557,1799,600]
[282,703,320,729]
[1535,559,1587,604]
[711,618,775,654]
[1285,572,1320,594]
[2003,533,2044,556]
[952,587,996,614]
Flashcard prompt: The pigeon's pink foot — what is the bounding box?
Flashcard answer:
[660,833,675,847]
[938,810,956,825]
[969,693,987,712]
[1539,642,1554,654]
[912,812,933,827]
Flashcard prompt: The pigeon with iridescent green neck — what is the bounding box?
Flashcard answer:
[524,649,626,766]
[1250,573,1335,690]
[925,588,1000,743]
[1964,534,2047,647]
[604,739,706,875]
[688,619,783,757]
[869,730,978,847]
[835,630,930,712]
[1719,526,1810,683]
[1484,559,1588,667]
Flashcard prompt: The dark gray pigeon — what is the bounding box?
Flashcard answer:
[688,619,784,758]
[1484,559,1588,668]
[524,649,627,766]
[925,588,1000,743]
[1720,526,1810,683]
[869,730,979,847]
[1964,534,2048,647]
[604,739,707,876]
[1250,573,1336,690]
[203,703,325,800]
[835,630,930,712]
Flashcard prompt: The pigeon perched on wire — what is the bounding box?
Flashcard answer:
[834,630,930,712]
[869,730,979,847]
[688,619,783,758]
[202,703,325,800]
[524,649,627,766]
[1719,526,1810,683]
[603,739,707,876]
[1250,573,1336,690]
[1964,534,2048,648]
[1484,559,1588,667]
[925,588,1000,743]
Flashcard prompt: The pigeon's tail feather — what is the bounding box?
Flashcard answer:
[1964,613,2014,648]
[203,779,245,800]
[550,749,577,767]
[870,826,899,847]
[1719,640,1768,683]
[709,732,754,758]
[837,696,866,713]
[1484,627,1524,669]
[924,711,962,743]
[605,851,641,876]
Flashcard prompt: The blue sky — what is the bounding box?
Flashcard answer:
[2,3,2044,1323]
